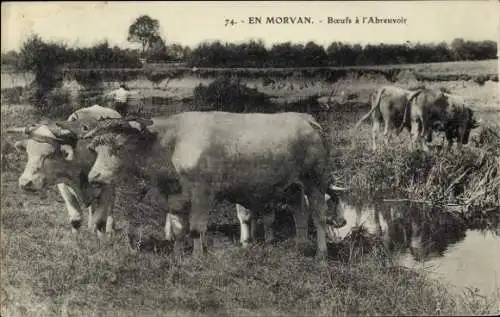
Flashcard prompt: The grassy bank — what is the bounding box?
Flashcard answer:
[1,180,497,317]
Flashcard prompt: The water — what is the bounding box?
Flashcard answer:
[337,198,500,298]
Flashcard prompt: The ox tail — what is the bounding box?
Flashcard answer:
[306,115,330,161]
[397,89,423,134]
[354,87,385,131]
[306,116,335,193]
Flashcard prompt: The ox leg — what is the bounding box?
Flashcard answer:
[236,204,256,247]
[292,192,310,252]
[165,212,189,257]
[354,202,363,227]
[306,187,329,260]
[410,120,421,151]
[88,186,116,239]
[189,185,213,257]
[383,117,391,147]
[372,120,381,151]
[294,192,309,242]
[420,114,431,152]
[97,186,116,238]
[165,212,189,241]
[262,209,276,244]
[57,184,82,234]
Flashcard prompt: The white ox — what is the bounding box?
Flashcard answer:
[354,85,422,151]
[7,105,121,236]
[83,111,348,259]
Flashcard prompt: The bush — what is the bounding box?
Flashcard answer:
[42,86,76,119]
[192,76,275,113]
[73,70,103,89]
[0,86,24,104]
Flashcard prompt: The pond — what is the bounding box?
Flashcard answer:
[336,198,500,299]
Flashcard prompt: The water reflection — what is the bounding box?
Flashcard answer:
[337,198,469,261]
[337,195,500,296]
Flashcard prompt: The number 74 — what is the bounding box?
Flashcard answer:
[225,19,236,26]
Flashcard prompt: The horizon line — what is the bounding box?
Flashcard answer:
[2,36,497,54]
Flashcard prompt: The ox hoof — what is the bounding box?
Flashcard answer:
[296,241,315,257]
[315,250,328,262]
[241,239,253,248]
[70,220,82,232]
[96,230,105,240]
[106,230,115,239]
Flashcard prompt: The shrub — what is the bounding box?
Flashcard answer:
[0,86,24,104]
[192,76,275,113]
[17,35,66,111]
[41,86,75,119]
[73,70,103,90]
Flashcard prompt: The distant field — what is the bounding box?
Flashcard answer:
[1,59,497,91]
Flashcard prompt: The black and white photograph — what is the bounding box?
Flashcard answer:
[1,1,499,316]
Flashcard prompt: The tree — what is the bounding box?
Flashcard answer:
[147,35,169,62]
[127,15,161,56]
[18,34,67,110]
[168,43,188,61]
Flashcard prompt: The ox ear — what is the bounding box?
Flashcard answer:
[67,113,78,122]
[52,123,76,138]
[14,140,27,152]
[128,121,143,131]
[60,144,75,161]
[127,118,154,131]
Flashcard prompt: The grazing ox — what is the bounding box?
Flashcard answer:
[83,112,348,258]
[6,105,121,236]
[403,90,480,151]
[354,86,422,151]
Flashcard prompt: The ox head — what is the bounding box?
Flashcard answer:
[322,185,349,241]
[83,117,154,185]
[462,107,481,144]
[7,124,78,191]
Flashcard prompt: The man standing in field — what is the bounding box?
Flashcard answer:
[106,83,131,116]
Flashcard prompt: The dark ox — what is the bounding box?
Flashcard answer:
[403,90,480,151]
[83,111,348,259]
[6,105,121,237]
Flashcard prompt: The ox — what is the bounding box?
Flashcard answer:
[83,112,348,259]
[6,105,121,237]
[403,90,480,151]
[354,85,422,151]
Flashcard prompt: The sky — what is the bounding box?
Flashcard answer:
[1,1,499,53]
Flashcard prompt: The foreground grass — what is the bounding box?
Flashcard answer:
[1,173,497,316]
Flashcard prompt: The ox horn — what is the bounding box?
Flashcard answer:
[6,125,39,135]
[6,127,29,134]
[330,184,349,191]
